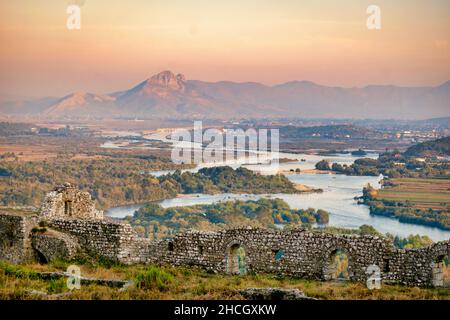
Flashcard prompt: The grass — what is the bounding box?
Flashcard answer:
[0,261,449,300]
[135,267,174,291]
[377,178,450,210]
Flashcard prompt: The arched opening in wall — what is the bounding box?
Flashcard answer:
[272,249,285,262]
[324,248,350,281]
[35,249,48,264]
[383,258,390,273]
[64,200,73,216]
[432,255,450,288]
[226,244,246,275]
[168,241,174,252]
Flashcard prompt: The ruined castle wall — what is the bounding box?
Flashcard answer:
[40,187,103,220]
[384,241,450,286]
[46,218,152,264]
[149,228,449,287]
[0,212,38,264]
[151,228,393,282]
[32,231,79,263]
[1,210,448,287]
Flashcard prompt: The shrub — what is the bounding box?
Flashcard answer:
[38,220,48,228]
[47,278,66,294]
[49,258,69,270]
[351,149,367,156]
[31,227,47,233]
[315,209,330,224]
[354,158,379,167]
[135,266,174,291]
[315,160,331,171]
[0,262,39,279]
[96,256,125,269]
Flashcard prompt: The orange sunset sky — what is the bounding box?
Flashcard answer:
[0,0,449,99]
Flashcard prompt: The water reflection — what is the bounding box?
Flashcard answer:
[105,173,450,241]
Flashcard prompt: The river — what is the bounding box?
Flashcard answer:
[102,132,450,242]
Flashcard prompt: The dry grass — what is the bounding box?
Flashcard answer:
[0,136,101,162]
[0,262,449,300]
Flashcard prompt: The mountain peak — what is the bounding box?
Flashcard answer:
[44,92,115,114]
[3,74,450,120]
[148,70,186,87]
[127,71,188,95]
[438,80,450,89]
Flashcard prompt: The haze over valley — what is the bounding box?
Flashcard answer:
[1,71,449,121]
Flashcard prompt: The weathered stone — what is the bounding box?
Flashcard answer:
[32,230,79,262]
[0,212,38,263]
[40,183,103,220]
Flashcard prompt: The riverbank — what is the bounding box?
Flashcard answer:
[280,168,332,175]
[98,133,449,241]
[361,179,450,231]
[294,183,323,193]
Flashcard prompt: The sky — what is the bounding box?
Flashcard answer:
[0,0,449,99]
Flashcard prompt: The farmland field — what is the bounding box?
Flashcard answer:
[377,178,450,210]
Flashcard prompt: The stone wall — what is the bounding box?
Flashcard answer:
[1,207,449,287]
[46,218,152,264]
[32,231,79,263]
[0,212,38,264]
[40,183,103,220]
[147,228,449,287]
[384,241,450,286]
[149,228,390,281]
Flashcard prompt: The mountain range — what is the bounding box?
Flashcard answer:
[1,71,449,120]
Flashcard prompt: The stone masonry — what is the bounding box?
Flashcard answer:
[0,212,38,264]
[40,183,103,220]
[0,185,449,287]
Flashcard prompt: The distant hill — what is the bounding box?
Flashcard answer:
[404,136,450,157]
[1,71,449,120]
[414,117,450,128]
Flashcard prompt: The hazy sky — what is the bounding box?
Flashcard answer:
[0,0,449,98]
